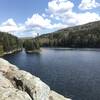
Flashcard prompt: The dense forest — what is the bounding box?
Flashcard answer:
[0,32,22,55]
[38,21,100,48]
[23,38,40,52]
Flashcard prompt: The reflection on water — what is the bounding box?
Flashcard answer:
[3,48,100,100]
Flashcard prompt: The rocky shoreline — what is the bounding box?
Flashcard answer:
[0,48,22,56]
[26,49,41,53]
[0,58,71,100]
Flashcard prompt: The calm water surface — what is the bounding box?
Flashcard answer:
[3,48,100,100]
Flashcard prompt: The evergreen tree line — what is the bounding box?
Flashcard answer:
[38,23,100,48]
[0,32,22,55]
[23,38,40,52]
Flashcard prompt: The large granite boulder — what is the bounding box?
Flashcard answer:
[7,70,50,100]
[0,58,71,100]
[0,72,32,100]
[0,87,32,100]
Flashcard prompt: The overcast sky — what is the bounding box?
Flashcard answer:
[0,0,100,37]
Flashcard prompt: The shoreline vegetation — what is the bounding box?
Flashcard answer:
[0,20,100,56]
[23,37,40,53]
[0,31,23,56]
[0,48,22,56]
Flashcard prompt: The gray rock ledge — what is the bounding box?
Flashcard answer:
[0,58,71,100]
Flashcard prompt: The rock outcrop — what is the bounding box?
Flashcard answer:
[0,58,71,100]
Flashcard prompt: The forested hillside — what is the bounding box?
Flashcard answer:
[38,21,100,48]
[0,32,22,55]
